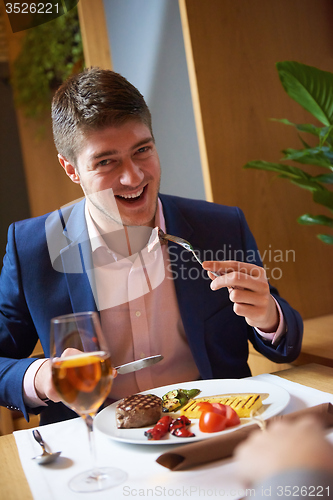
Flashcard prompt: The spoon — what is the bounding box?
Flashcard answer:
[158,228,220,277]
[31,429,61,465]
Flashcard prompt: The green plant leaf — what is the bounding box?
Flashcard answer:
[271,118,324,137]
[244,61,333,244]
[243,160,312,180]
[271,118,298,127]
[313,189,333,211]
[270,118,333,147]
[276,61,333,126]
[281,147,333,168]
[314,173,333,184]
[12,8,84,119]
[245,161,333,210]
[288,177,323,192]
[317,234,333,244]
[298,135,312,149]
[297,214,333,227]
[319,125,333,143]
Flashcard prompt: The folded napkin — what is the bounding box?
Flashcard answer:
[156,402,333,471]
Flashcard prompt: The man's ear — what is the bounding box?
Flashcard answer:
[58,155,81,184]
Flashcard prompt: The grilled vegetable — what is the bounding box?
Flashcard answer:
[169,415,191,433]
[162,388,200,413]
[182,389,201,399]
[172,427,195,438]
[162,399,181,412]
[144,415,195,440]
[144,416,173,440]
[180,394,263,419]
[163,390,178,400]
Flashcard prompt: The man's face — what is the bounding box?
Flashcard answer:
[64,121,161,228]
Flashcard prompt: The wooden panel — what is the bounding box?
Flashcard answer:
[0,407,14,435]
[178,0,213,202]
[14,113,83,216]
[2,0,112,217]
[274,363,333,393]
[293,314,333,367]
[182,0,333,320]
[249,314,333,375]
[0,435,34,499]
[78,0,112,69]
[248,346,292,377]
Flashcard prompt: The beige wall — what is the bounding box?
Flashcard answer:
[181,0,333,320]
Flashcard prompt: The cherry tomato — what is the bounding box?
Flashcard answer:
[225,406,240,427]
[199,411,227,433]
[197,402,240,432]
[211,403,227,415]
[197,402,214,412]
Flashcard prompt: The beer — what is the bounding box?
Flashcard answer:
[52,351,113,415]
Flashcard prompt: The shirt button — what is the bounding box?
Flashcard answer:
[135,311,141,317]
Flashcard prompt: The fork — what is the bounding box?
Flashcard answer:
[158,228,220,277]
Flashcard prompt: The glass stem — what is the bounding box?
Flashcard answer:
[84,414,100,479]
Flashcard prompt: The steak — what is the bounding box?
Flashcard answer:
[116,393,162,429]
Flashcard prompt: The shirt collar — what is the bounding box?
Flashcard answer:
[85,198,166,254]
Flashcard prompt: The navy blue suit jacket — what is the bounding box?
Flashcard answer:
[0,194,303,425]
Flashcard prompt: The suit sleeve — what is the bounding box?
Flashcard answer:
[237,208,303,363]
[0,223,42,420]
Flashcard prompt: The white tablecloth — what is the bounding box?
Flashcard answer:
[14,374,333,500]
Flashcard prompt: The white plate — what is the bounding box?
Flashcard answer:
[95,379,290,445]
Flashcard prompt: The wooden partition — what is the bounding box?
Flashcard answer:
[2,0,114,218]
[77,0,112,70]
[180,0,333,320]
[6,0,113,217]
[3,9,82,217]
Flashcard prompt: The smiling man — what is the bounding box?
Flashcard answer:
[59,121,161,229]
[0,69,303,425]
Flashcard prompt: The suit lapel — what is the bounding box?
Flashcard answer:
[59,200,97,314]
[160,195,213,378]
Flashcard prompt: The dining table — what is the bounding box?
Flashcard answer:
[1,363,333,500]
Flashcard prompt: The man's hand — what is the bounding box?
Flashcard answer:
[34,348,83,402]
[34,359,61,402]
[234,417,333,486]
[202,261,279,332]
[34,348,118,402]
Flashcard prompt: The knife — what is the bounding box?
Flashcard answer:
[115,355,164,375]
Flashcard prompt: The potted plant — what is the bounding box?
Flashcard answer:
[11,7,84,119]
[244,61,333,244]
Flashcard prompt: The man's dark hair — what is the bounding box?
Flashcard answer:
[51,67,153,164]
